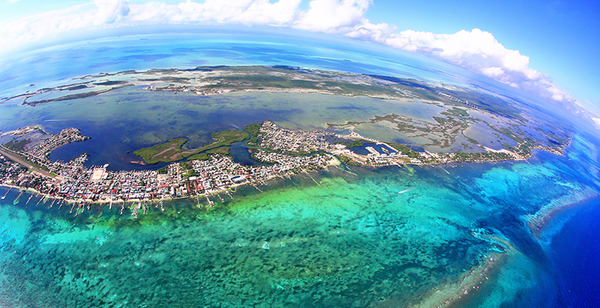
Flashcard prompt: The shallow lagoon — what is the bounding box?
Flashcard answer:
[0,86,448,170]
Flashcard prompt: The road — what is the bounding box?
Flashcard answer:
[0,146,51,177]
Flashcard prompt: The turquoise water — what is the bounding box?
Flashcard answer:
[0,141,597,307]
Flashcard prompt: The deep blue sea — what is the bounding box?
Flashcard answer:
[549,198,600,307]
[0,26,599,307]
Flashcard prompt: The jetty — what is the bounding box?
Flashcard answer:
[1,187,11,199]
[204,195,214,207]
[14,191,23,204]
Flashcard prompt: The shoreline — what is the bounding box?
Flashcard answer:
[1,156,586,212]
[0,165,330,208]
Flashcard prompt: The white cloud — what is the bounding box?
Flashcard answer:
[295,0,370,32]
[355,27,571,103]
[1,4,94,46]
[0,0,580,107]
[93,0,130,26]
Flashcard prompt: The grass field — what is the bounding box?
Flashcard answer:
[133,138,191,164]
[207,147,230,155]
[187,153,209,161]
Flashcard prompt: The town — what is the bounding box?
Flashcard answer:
[0,120,551,217]
[0,123,338,215]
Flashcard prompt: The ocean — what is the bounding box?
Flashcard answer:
[1,141,599,306]
[547,197,600,307]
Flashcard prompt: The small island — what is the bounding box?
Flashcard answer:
[133,128,248,164]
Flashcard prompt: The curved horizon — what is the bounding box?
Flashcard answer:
[1,0,599,127]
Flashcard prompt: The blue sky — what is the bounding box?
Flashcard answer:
[363,0,600,106]
[0,0,599,112]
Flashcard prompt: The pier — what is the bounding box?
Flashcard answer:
[1,187,11,199]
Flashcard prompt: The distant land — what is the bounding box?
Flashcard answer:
[2,66,570,155]
[4,65,525,120]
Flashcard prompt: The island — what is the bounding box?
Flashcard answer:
[0,65,571,218]
[133,129,248,164]
[0,116,566,218]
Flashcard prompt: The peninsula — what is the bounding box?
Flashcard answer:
[0,117,567,220]
[133,128,249,164]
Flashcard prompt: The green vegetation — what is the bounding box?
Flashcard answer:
[440,89,524,120]
[190,66,403,98]
[244,123,261,144]
[207,147,230,155]
[432,116,465,127]
[23,85,133,107]
[187,153,209,161]
[134,130,249,164]
[347,139,365,148]
[327,121,363,127]
[180,161,192,170]
[389,142,420,158]
[493,126,525,143]
[441,107,469,117]
[203,130,249,150]
[248,136,259,144]
[64,85,88,91]
[338,155,352,165]
[94,80,128,86]
[133,138,189,165]
[466,137,479,144]
[245,123,261,137]
[4,138,31,152]
[333,139,368,148]
[158,166,169,174]
[453,151,513,162]
[513,139,537,156]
